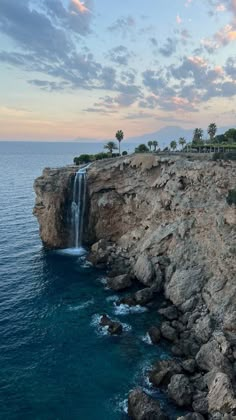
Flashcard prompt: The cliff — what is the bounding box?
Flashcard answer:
[34,154,236,418]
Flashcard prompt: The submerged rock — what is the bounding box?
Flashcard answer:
[128,388,169,420]
[99,314,122,335]
[148,326,161,344]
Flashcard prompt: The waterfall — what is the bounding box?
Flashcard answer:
[71,166,89,249]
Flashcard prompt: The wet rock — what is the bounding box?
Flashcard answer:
[148,326,161,344]
[161,321,178,342]
[177,414,204,420]
[134,253,155,287]
[158,305,178,320]
[128,388,168,420]
[118,295,137,307]
[107,274,132,291]
[182,359,196,374]
[89,239,114,266]
[168,374,193,407]
[208,372,236,415]
[149,360,182,388]
[99,314,123,335]
[134,288,154,305]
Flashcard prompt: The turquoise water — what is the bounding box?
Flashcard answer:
[0,142,178,419]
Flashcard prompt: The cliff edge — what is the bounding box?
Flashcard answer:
[34,154,236,418]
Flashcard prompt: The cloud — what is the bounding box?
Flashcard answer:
[159,37,178,57]
[107,46,133,66]
[176,14,182,24]
[107,16,135,36]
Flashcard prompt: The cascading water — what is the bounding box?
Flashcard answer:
[71,165,89,251]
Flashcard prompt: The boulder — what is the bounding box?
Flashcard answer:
[192,392,208,415]
[195,336,231,373]
[107,274,132,291]
[182,359,196,374]
[134,254,155,286]
[208,372,236,415]
[149,360,182,388]
[148,326,161,344]
[158,305,178,320]
[100,314,123,335]
[193,315,212,344]
[161,321,178,342]
[128,388,168,420]
[134,288,154,305]
[168,374,192,407]
[165,268,203,307]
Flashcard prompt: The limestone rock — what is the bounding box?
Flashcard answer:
[128,388,168,420]
[165,268,204,307]
[134,288,154,305]
[208,372,236,415]
[158,305,178,320]
[134,253,155,286]
[168,374,193,407]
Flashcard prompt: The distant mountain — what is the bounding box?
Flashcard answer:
[74,125,232,147]
[126,125,232,148]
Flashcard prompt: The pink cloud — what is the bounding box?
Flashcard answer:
[71,0,90,14]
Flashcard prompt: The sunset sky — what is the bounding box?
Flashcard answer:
[0,0,236,141]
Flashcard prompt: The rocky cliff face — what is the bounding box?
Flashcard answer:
[34,154,236,418]
[33,166,77,248]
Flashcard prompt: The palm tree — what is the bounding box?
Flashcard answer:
[179,137,186,150]
[207,123,217,142]
[153,140,158,152]
[193,128,204,144]
[170,140,177,151]
[115,130,124,155]
[104,141,118,155]
[148,140,153,151]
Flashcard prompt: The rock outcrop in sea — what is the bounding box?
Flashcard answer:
[34,154,236,419]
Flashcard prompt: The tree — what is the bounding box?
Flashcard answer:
[115,130,124,155]
[193,128,204,144]
[179,137,186,150]
[208,123,217,142]
[135,144,149,153]
[224,128,236,143]
[104,141,118,155]
[147,140,153,151]
[153,140,158,152]
[170,140,177,151]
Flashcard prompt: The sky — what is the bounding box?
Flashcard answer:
[0,0,236,141]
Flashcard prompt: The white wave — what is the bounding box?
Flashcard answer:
[98,277,108,286]
[113,303,148,315]
[68,298,94,311]
[80,260,93,268]
[106,295,119,303]
[141,333,152,345]
[117,398,128,414]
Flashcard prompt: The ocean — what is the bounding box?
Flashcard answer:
[0,141,179,420]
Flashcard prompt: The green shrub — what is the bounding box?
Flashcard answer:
[227,190,236,206]
[122,151,128,156]
[213,152,236,161]
[94,152,109,160]
[135,144,149,153]
[73,154,92,165]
